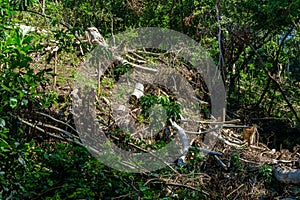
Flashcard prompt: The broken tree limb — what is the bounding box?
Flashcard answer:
[17,116,84,147]
[170,119,190,162]
[130,82,144,103]
[211,131,244,146]
[222,125,251,128]
[170,120,222,165]
[180,118,241,125]
[125,54,147,64]
[36,111,79,134]
[165,182,209,196]
[273,166,300,185]
[196,147,222,156]
[214,155,227,170]
[115,56,158,73]
[226,184,245,198]
[185,127,221,135]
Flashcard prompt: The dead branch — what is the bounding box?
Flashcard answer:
[271,159,296,164]
[130,82,144,103]
[165,182,209,196]
[273,166,300,185]
[197,148,222,156]
[169,119,190,161]
[226,184,244,198]
[239,158,261,165]
[110,135,181,175]
[36,111,78,134]
[211,131,244,146]
[18,116,84,147]
[115,56,158,73]
[180,118,241,125]
[125,54,147,64]
[222,125,251,128]
[185,127,221,135]
[170,120,222,165]
[214,155,227,170]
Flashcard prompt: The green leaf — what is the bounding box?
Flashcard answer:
[0,118,5,128]
[1,84,11,92]
[18,157,27,167]
[21,99,28,106]
[23,35,34,45]
[9,97,18,108]
[0,138,11,150]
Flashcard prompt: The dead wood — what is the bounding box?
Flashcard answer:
[273,166,300,185]
[130,82,144,103]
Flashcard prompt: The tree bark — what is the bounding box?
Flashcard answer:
[274,166,300,185]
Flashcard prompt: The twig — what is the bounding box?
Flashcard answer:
[239,158,260,165]
[35,122,79,140]
[142,178,163,187]
[110,135,181,175]
[115,56,158,73]
[211,131,244,146]
[53,51,57,88]
[185,127,221,135]
[226,184,244,198]
[18,116,143,171]
[180,119,240,125]
[214,155,227,170]
[222,125,250,128]
[110,13,116,47]
[128,51,148,62]
[197,148,222,156]
[165,182,209,196]
[32,184,65,200]
[125,54,147,64]
[133,50,162,57]
[271,159,295,164]
[18,117,85,147]
[111,192,136,200]
[36,112,78,134]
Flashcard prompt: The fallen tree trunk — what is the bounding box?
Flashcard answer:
[273,166,300,185]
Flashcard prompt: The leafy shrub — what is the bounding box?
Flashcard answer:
[259,164,273,184]
[138,93,181,121]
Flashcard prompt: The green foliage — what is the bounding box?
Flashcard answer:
[0,3,58,198]
[259,164,273,184]
[187,148,205,171]
[0,28,52,111]
[112,62,131,80]
[1,140,138,199]
[138,93,181,121]
[230,152,241,171]
[0,0,15,19]
[101,77,114,90]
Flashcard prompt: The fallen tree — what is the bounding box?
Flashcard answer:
[274,166,300,185]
